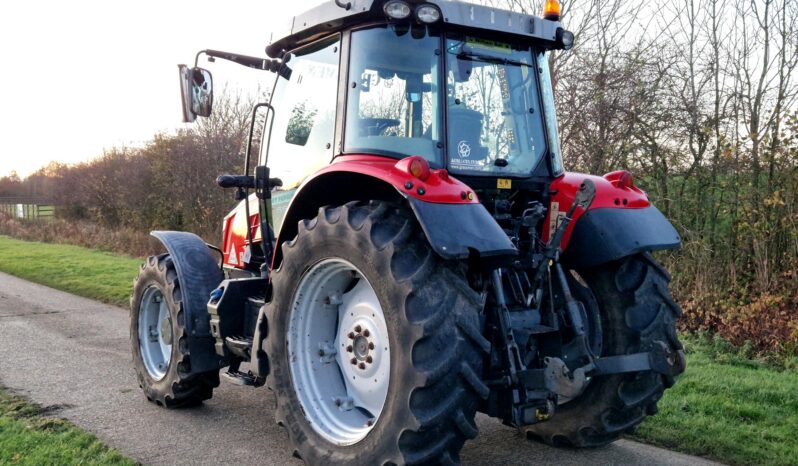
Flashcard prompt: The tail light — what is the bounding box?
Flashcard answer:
[408,156,431,180]
[395,156,431,181]
[604,170,635,189]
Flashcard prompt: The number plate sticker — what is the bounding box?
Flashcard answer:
[497,179,512,190]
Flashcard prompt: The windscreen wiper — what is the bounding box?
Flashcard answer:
[456,51,531,68]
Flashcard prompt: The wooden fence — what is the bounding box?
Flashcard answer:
[0,198,55,220]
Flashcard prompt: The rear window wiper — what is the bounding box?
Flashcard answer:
[456,51,531,68]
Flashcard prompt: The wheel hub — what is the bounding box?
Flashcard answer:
[160,318,173,345]
[348,324,377,364]
[353,335,368,357]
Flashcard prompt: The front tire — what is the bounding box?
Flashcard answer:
[130,254,219,408]
[266,201,489,465]
[526,253,685,447]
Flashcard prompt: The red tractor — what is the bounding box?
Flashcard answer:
[131,1,685,464]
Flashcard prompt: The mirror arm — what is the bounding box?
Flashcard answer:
[195,49,285,74]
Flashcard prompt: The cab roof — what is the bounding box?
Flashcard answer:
[266,0,564,58]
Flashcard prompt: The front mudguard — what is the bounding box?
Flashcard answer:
[150,231,225,374]
[406,198,517,261]
[560,206,681,269]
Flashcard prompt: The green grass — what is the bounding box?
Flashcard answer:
[0,235,141,307]
[0,387,134,465]
[0,235,796,465]
[632,334,798,465]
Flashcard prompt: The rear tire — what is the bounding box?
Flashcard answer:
[266,201,488,465]
[525,253,685,447]
[130,254,219,408]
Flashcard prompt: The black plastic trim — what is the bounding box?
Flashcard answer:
[406,198,517,260]
[561,206,681,269]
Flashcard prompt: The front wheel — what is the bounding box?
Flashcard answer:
[130,254,219,407]
[526,253,685,447]
[266,201,489,465]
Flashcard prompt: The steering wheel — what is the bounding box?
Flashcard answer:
[362,118,401,136]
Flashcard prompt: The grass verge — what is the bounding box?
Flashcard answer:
[0,235,796,465]
[0,235,142,307]
[632,334,798,466]
[0,387,134,465]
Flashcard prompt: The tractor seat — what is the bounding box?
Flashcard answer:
[448,107,488,160]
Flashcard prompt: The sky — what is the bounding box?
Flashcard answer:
[0,0,325,178]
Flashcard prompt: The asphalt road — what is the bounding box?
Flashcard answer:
[0,272,721,466]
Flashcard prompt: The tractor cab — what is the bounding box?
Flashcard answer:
[262,0,573,187]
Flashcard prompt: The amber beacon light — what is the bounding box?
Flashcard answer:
[543,0,561,21]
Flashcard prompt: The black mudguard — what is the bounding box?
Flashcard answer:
[406,198,517,261]
[561,206,681,269]
[151,231,225,374]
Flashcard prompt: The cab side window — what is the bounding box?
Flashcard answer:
[264,37,340,190]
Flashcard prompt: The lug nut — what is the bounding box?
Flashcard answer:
[351,358,358,365]
[355,325,362,333]
[358,362,366,370]
[368,342,375,350]
[346,345,353,353]
[362,329,370,337]
[366,356,373,363]
[348,332,355,339]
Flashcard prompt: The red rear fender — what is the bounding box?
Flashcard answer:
[544,171,651,249]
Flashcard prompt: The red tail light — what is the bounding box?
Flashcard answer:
[604,170,635,189]
[400,156,431,181]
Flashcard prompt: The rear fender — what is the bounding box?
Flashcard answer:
[547,172,681,269]
[150,231,225,374]
[272,155,516,267]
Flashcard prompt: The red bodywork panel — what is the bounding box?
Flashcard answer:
[315,155,480,205]
[543,171,650,249]
[222,194,261,269]
[221,155,479,270]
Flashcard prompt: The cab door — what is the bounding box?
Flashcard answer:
[258,35,342,246]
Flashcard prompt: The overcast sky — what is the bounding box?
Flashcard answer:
[0,0,325,177]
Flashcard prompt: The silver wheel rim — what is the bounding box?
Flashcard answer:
[138,286,173,381]
[288,258,390,446]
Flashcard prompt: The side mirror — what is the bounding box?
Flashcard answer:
[178,65,213,123]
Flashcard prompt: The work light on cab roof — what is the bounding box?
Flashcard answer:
[383,0,412,19]
[415,3,442,23]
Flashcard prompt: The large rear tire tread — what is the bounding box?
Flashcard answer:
[130,254,219,408]
[266,201,486,465]
[525,253,685,448]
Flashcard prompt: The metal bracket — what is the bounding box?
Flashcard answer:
[572,178,597,210]
[543,357,588,398]
[590,342,685,377]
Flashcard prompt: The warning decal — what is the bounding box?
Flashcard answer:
[228,244,238,266]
